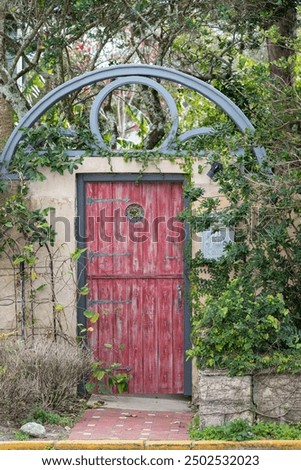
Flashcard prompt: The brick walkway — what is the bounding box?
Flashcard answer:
[69,408,193,440]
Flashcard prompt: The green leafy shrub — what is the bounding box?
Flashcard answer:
[185,70,301,377]
[188,278,301,375]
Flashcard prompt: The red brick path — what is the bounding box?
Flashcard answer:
[69,408,193,440]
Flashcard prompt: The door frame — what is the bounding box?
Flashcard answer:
[76,173,192,396]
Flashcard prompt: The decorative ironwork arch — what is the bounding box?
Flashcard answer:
[0,64,265,175]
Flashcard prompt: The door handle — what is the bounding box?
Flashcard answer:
[177,284,183,309]
[115,366,132,372]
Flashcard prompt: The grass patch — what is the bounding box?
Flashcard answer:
[13,431,31,441]
[23,401,88,429]
[190,416,301,441]
[26,408,73,427]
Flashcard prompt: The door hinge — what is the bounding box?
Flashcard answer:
[88,299,132,306]
[88,251,131,260]
[86,197,130,205]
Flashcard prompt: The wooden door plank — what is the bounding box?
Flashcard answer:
[157,278,173,393]
[158,182,172,275]
[88,279,114,368]
[86,182,114,276]
[170,182,185,275]
[142,278,158,393]
[112,182,130,277]
[112,278,129,375]
[128,182,144,276]
[172,279,185,393]
[128,280,143,393]
[142,182,157,275]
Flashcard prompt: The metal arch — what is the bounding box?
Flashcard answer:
[89,76,178,150]
[0,64,265,172]
[178,127,215,143]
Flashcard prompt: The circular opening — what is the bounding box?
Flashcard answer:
[125,203,145,223]
[90,77,178,150]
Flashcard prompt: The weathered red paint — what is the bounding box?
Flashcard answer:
[85,181,184,394]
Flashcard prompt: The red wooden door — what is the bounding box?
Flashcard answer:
[85,181,185,394]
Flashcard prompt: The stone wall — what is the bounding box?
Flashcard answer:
[254,372,301,423]
[199,370,253,427]
[199,369,301,427]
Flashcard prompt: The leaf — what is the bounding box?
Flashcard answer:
[267,315,280,330]
[98,382,111,394]
[90,313,99,323]
[36,283,47,291]
[104,343,112,349]
[71,247,87,261]
[55,304,64,311]
[94,370,105,381]
[84,310,99,323]
[117,383,126,393]
[13,256,25,264]
[85,382,95,394]
[83,309,95,318]
[79,285,89,295]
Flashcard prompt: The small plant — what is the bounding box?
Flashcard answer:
[13,431,31,441]
[25,408,73,427]
[86,361,131,395]
[189,418,301,441]
[82,309,131,394]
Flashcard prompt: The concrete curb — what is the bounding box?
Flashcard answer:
[1,440,301,450]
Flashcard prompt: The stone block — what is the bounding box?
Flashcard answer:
[254,372,301,422]
[199,370,253,428]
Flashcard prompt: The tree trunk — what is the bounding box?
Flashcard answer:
[0,93,13,148]
[266,4,297,86]
[0,6,14,149]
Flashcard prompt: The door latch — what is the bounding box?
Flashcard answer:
[177,284,183,309]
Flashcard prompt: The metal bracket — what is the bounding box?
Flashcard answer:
[86,197,130,205]
[115,366,132,372]
[88,251,131,260]
[88,299,132,306]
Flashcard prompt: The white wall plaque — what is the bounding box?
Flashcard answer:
[202,226,234,260]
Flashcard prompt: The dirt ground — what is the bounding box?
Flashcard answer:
[0,397,89,441]
[0,424,71,441]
